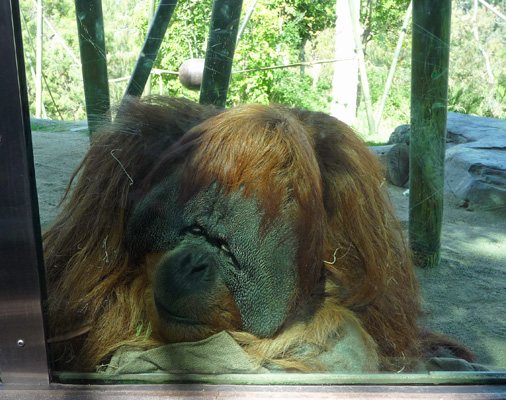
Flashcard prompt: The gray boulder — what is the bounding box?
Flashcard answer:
[388,112,506,211]
[445,112,506,211]
[388,124,411,145]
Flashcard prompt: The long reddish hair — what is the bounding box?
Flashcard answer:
[43,97,420,371]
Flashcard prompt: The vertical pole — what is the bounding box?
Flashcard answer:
[236,0,258,44]
[35,0,43,118]
[124,0,178,98]
[199,0,244,107]
[331,0,358,124]
[74,0,110,135]
[409,0,452,268]
[348,0,376,136]
[376,1,412,133]
[144,0,157,96]
[0,0,49,384]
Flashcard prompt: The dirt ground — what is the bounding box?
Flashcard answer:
[31,121,506,370]
[388,184,506,369]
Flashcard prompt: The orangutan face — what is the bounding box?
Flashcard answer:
[126,174,300,340]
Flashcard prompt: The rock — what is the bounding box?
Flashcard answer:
[368,144,395,180]
[387,143,410,187]
[387,124,410,145]
[445,112,506,211]
[388,112,506,211]
[445,146,506,211]
[447,112,506,145]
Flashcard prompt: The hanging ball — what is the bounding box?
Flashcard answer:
[179,59,205,91]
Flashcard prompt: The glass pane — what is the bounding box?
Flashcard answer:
[9,0,506,384]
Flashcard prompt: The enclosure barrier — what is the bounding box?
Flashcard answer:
[409,0,452,268]
[2,0,506,396]
[198,0,244,107]
[124,0,178,98]
[74,0,110,134]
[0,0,49,385]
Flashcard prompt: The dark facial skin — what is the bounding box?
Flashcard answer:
[126,173,300,338]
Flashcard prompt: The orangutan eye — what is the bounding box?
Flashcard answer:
[187,225,205,235]
[186,226,231,255]
[220,242,231,254]
[218,240,240,269]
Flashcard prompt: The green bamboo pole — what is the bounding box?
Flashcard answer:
[236,0,258,44]
[199,0,244,107]
[409,0,452,268]
[35,0,42,118]
[144,0,156,96]
[74,0,110,135]
[125,0,178,97]
[376,1,412,133]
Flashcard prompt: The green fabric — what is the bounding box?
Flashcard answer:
[101,331,268,374]
[99,328,492,375]
[100,321,378,375]
[293,320,379,373]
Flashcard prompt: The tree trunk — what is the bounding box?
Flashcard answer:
[331,0,359,124]
[348,0,376,136]
[299,37,307,75]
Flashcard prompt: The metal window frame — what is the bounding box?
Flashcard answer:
[0,0,49,386]
[1,0,506,398]
[1,382,506,399]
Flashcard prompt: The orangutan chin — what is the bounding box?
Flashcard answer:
[43,96,424,372]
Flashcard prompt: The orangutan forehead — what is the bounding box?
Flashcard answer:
[177,104,325,222]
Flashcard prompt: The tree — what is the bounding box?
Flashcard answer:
[331,0,359,124]
[361,0,411,47]
[276,0,335,71]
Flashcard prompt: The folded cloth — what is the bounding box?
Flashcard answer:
[100,320,378,375]
[101,331,268,374]
[99,328,494,375]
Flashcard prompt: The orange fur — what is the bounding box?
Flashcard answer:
[176,105,326,302]
[44,97,420,372]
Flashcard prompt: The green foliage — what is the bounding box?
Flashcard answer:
[447,4,506,118]
[365,36,412,125]
[277,0,335,41]
[143,0,335,112]
[269,71,332,112]
[146,0,210,101]
[18,0,506,129]
[20,0,147,119]
[20,0,84,119]
[361,0,411,45]
[356,0,506,141]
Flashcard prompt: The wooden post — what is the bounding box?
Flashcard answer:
[199,0,243,107]
[409,0,452,268]
[331,0,358,124]
[125,0,178,98]
[74,0,110,135]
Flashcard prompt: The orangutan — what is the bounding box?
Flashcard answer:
[43,97,425,372]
